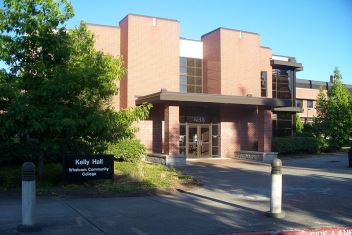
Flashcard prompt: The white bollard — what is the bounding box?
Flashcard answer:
[17,162,39,232]
[268,158,285,218]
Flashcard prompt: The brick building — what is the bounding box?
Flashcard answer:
[296,78,352,124]
[87,14,307,161]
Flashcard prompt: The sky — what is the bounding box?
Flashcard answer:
[1,0,352,84]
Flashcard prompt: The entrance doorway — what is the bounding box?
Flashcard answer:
[180,124,220,158]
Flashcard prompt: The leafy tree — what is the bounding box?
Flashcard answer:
[315,67,352,147]
[295,114,304,136]
[0,0,151,173]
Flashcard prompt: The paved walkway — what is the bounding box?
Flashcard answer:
[1,153,351,234]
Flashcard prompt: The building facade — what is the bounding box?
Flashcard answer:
[296,78,352,124]
[87,14,305,159]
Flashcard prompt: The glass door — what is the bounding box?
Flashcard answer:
[200,126,211,158]
[187,126,198,158]
[186,124,212,158]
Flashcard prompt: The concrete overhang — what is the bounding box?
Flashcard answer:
[271,60,303,71]
[135,90,292,107]
[272,106,303,113]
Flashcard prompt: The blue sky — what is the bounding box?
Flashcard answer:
[2,0,352,84]
[66,0,352,84]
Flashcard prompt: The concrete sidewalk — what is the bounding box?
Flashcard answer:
[1,153,351,235]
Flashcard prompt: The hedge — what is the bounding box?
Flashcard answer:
[107,139,146,163]
[272,137,320,154]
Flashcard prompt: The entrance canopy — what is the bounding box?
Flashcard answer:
[136,90,294,108]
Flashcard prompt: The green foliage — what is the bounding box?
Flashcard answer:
[1,162,196,193]
[295,114,304,136]
[97,161,196,193]
[0,0,151,165]
[315,67,352,147]
[272,137,321,154]
[107,139,146,163]
[0,163,63,190]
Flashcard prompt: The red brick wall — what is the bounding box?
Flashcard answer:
[202,30,221,94]
[220,105,258,157]
[164,106,180,155]
[258,107,272,152]
[87,24,121,110]
[87,24,120,56]
[260,47,273,98]
[120,15,180,108]
[202,28,267,98]
[220,29,261,97]
[119,18,128,109]
[296,87,321,119]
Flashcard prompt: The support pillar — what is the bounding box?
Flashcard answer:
[164,105,180,155]
[258,106,272,152]
[164,105,185,166]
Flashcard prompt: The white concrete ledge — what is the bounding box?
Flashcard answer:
[234,151,278,163]
[145,153,186,167]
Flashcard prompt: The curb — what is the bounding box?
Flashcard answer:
[224,227,352,235]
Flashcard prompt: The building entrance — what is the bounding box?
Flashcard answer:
[180,123,220,158]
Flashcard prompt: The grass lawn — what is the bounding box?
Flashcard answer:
[0,161,197,195]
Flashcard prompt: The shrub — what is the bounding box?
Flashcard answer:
[272,137,320,154]
[107,139,146,163]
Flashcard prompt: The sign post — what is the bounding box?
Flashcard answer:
[64,155,114,183]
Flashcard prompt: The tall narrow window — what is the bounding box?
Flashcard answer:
[272,69,292,99]
[261,71,267,97]
[180,57,202,93]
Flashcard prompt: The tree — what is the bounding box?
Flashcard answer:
[295,114,304,136]
[315,67,352,147]
[0,0,151,172]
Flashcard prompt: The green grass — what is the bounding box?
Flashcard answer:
[0,161,197,194]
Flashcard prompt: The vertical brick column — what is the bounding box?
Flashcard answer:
[258,106,272,152]
[164,105,180,156]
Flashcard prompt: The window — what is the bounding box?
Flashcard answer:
[272,69,293,99]
[296,99,303,108]
[261,71,267,97]
[180,57,202,93]
[307,100,313,108]
[272,111,293,137]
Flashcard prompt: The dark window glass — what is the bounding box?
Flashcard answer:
[187,76,195,85]
[180,57,202,93]
[196,59,202,67]
[307,100,313,108]
[195,68,202,76]
[195,76,202,84]
[187,58,195,67]
[195,86,202,93]
[187,67,194,76]
[296,99,303,108]
[272,69,293,99]
[272,112,294,137]
[261,71,267,97]
[212,147,219,156]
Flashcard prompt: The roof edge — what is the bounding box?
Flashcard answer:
[119,13,179,25]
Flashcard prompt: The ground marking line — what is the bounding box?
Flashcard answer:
[62,199,108,235]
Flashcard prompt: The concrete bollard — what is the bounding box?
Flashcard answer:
[17,162,39,232]
[268,158,285,218]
